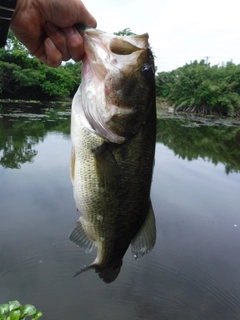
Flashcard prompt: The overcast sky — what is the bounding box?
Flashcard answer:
[84,0,240,72]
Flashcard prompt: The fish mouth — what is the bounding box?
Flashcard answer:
[79,26,149,78]
[75,26,154,144]
[75,24,149,51]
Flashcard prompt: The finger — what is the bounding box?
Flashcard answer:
[75,3,97,28]
[39,38,62,67]
[49,1,97,29]
[44,22,71,62]
[63,27,84,62]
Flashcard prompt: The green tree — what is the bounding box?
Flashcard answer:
[0,31,81,100]
[156,60,240,116]
[114,28,136,36]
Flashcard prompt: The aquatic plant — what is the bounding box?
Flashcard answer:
[44,107,57,118]
[0,301,42,320]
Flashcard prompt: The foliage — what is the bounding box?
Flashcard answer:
[3,30,240,116]
[0,301,42,320]
[114,28,136,36]
[0,31,81,100]
[156,60,240,116]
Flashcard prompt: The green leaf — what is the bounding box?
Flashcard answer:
[32,311,43,320]
[8,302,21,312]
[0,305,9,315]
[0,315,7,320]
[9,310,20,320]
[21,305,36,317]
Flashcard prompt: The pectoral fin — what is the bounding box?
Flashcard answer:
[69,218,96,253]
[131,201,156,259]
[92,142,120,191]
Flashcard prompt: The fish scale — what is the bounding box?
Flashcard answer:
[70,27,157,283]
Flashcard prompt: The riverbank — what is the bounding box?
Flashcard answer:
[0,99,71,108]
[156,97,240,119]
[1,98,240,121]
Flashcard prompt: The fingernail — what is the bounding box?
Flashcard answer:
[46,37,55,49]
[45,38,61,67]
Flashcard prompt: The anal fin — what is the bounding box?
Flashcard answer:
[131,201,156,259]
[69,218,96,253]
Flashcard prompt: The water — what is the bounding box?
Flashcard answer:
[0,104,240,319]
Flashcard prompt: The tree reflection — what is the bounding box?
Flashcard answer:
[1,106,239,174]
[0,106,70,169]
[0,136,38,169]
[157,118,240,174]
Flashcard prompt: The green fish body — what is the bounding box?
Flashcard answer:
[70,27,156,283]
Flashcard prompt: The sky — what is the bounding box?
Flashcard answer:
[84,0,240,72]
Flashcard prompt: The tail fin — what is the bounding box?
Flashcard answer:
[74,263,122,283]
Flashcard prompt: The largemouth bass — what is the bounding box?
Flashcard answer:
[70,26,156,283]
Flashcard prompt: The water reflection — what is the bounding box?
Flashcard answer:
[1,106,240,174]
[0,104,70,169]
[0,106,240,319]
[157,116,240,174]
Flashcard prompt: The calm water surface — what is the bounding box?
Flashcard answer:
[0,105,240,320]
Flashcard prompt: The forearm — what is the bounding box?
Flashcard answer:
[0,0,18,47]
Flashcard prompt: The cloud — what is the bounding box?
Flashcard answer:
[85,0,240,71]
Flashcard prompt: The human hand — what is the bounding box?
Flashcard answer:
[10,0,97,67]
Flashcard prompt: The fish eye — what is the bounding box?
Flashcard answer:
[141,65,154,79]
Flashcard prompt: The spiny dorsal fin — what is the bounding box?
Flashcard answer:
[69,219,96,253]
[131,201,156,259]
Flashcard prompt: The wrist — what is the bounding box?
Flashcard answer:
[0,0,18,47]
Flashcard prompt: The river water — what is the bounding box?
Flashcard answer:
[0,104,240,320]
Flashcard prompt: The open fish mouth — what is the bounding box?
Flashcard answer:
[75,25,155,144]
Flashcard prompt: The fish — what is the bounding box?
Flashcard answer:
[69,26,156,283]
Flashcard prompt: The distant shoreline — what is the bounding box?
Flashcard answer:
[1,99,240,119]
